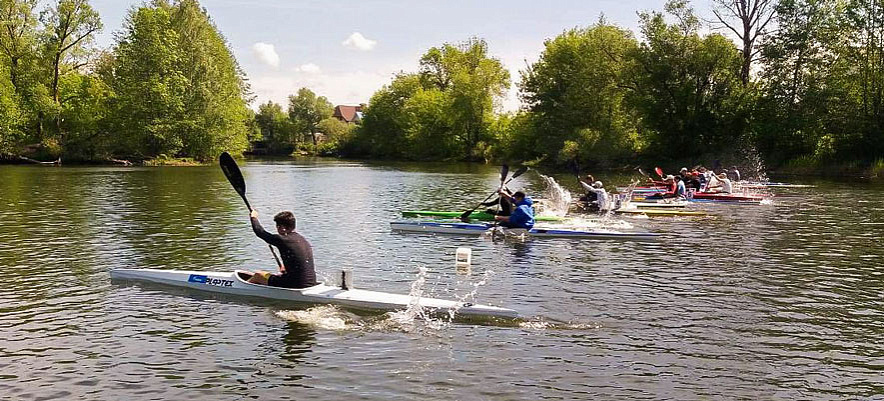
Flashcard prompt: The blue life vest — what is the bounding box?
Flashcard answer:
[508,197,535,229]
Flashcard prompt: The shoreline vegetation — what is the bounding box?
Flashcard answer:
[1,0,882,179]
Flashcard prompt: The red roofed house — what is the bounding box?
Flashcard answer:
[332,105,364,123]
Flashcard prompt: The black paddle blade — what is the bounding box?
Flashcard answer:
[459,211,472,222]
[499,164,509,184]
[509,166,529,180]
[219,152,251,211]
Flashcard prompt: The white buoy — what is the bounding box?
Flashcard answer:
[455,247,472,274]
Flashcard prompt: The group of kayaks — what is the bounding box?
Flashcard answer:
[111,159,807,321]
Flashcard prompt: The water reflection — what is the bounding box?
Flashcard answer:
[1,162,884,399]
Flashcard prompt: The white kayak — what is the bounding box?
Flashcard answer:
[110,268,518,319]
[390,221,659,241]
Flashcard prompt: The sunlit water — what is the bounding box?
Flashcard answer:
[1,159,883,399]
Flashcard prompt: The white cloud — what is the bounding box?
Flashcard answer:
[341,32,377,51]
[251,42,280,68]
[295,63,321,74]
[250,67,403,109]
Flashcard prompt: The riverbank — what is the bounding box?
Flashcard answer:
[4,151,883,181]
[771,157,884,179]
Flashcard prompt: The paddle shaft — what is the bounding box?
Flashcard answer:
[219,152,283,269]
[461,166,529,221]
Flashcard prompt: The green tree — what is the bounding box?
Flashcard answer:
[840,0,884,160]
[345,38,509,161]
[315,116,354,156]
[169,0,251,159]
[0,60,24,153]
[255,100,294,152]
[519,22,641,166]
[0,0,44,149]
[628,0,747,158]
[42,0,102,139]
[108,0,250,160]
[419,38,509,155]
[347,73,421,158]
[0,0,38,92]
[287,87,333,147]
[110,4,186,157]
[756,0,840,162]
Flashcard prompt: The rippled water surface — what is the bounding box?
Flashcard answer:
[1,159,882,400]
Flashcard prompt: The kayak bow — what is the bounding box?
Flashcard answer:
[110,268,518,319]
[391,221,658,241]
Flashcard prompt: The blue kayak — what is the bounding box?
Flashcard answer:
[390,221,659,241]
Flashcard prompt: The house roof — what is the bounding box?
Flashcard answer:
[333,105,363,123]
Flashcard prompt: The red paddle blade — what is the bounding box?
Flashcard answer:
[655,167,664,178]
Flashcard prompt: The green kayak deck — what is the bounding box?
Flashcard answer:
[401,210,566,222]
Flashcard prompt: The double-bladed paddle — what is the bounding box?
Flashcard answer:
[460,165,529,221]
[219,152,283,268]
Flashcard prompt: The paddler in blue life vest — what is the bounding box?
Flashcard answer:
[493,189,535,229]
[245,210,318,288]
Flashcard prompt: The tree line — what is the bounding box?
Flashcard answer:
[335,0,884,171]
[0,0,251,162]
[2,0,882,171]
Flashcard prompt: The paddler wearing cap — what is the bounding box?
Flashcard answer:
[705,172,733,194]
[579,176,610,212]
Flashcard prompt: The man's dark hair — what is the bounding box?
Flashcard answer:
[274,211,296,230]
[513,191,526,199]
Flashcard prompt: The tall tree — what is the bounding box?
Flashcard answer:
[711,0,777,85]
[255,100,294,152]
[109,0,250,160]
[843,0,884,159]
[0,0,38,91]
[628,0,746,157]
[756,0,839,161]
[169,0,251,158]
[520,22,641,166]
[287,87,333,147]
[110,5,186,157]
[42,0,102,135]
[418,38,509,153]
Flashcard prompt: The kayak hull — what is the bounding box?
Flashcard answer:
[628,201,688,208]
[614,208,707,216]
[110,268,518,319]
[689,193,765,202]
[402,210,564,222]
[390,221,658,241]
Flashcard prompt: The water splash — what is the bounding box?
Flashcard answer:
[544,217,634,231]
[276,305,356,331]
[278,266,502,333]
[385,265,448,331]
[446,269,494,321]
[518,316,603,331]
[738,143,769,182]
[538,174,572,217]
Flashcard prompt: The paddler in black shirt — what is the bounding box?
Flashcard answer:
[245,210,317,288]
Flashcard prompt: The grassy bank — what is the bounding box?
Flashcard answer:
[772,157,884,179]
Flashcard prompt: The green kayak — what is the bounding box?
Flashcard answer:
[401,210,566,222]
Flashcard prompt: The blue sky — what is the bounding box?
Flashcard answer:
[89,0,715,111]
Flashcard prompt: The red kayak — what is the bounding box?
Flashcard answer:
[690,192,765,202]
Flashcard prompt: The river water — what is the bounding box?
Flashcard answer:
[1,159,882,400]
